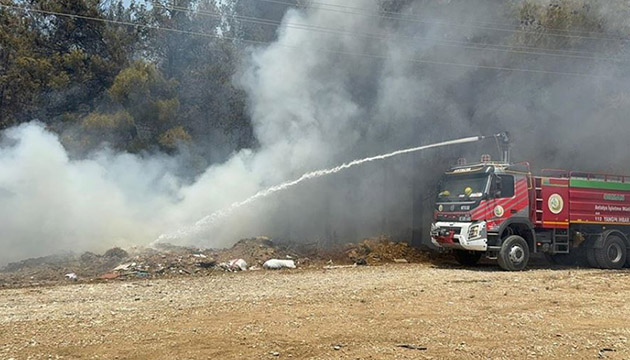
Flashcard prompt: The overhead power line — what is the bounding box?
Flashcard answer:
[258,0,630,43]
[157,2,630,63]
[0,4,612,79]
[274,0,624,39]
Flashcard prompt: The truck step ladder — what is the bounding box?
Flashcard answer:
[552,229,570,254]
[534,177,543,225]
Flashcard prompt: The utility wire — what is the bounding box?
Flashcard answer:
[258,0,630,43]
[157,2,630,63]
[269,0,626,41]
[162,2,609,61]
[0,4,612,79]
[279,0,621,38]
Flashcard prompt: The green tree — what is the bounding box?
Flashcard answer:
[158,125,192,149]
[144,1,255,157]
[0,0,141,129]
[0,1,50,128]
[104,60,179,148]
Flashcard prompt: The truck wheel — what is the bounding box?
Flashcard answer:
[454,250,482,266]
[584,236,599,268]
[586,248,598,268]
[582,235,599,268]
[497,235,529,271]
[594,235,626,269]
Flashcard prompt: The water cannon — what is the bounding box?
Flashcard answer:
[478,132,511,162]
[496,131,510,144]
[496,131,511,163]
[453,132,511,165]
[467,132,511,163]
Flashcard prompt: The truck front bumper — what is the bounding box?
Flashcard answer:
[430,221,488,251]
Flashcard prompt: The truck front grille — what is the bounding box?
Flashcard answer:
[446,227,461,235]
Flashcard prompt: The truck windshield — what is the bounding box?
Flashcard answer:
[437,174,489,202]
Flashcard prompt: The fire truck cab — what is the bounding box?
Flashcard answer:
[431,161,535,270]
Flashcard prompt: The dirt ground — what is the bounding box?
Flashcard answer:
[2,260,630,359]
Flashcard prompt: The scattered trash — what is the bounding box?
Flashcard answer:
[333,344,342,350]
[64,273,77,281]
[197,261,216,269]
[1,236,435,286]
[270,351,280,356]
[598,348,616,358]
[396,344,427,351]
[133,270,150,277]
[263,259,296,270]
[219,259,248,272]
[99,272,120,280]
[114,263,134,271]
[393,258,408,263]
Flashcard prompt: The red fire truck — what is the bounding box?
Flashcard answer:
[430,136,630,271]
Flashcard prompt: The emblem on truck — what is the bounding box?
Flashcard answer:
[548,193,564,214]
[494,205,504,217]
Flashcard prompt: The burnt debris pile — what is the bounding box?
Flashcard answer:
[0,237,433,288]
[344,237,430,264]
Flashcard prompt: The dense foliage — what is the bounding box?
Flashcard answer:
[0,0,300,160]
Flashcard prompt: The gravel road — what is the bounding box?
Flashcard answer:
[2,263,630,359]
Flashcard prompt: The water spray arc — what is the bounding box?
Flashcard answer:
[155,133,506,243]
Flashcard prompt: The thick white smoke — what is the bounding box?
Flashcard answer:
[0,122,277,264]
[0,123,176,264]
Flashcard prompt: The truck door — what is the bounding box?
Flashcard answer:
[486,174,522,232]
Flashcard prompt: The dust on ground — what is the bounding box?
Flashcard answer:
[2,261,630,359]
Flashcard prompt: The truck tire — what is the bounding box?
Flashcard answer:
[586,248,598,268]
[497,235,529,271]
[583,236,599,268]
[454,250,482,266]
[594,235,626,269]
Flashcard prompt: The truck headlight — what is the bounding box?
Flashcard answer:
[468,223,485,240]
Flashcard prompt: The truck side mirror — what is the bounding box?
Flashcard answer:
[494,176,503,198]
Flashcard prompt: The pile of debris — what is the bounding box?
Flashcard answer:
[215,237,300,265]
[344,237,431,265]
[0,247,130,284]
[0,236,432,287]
